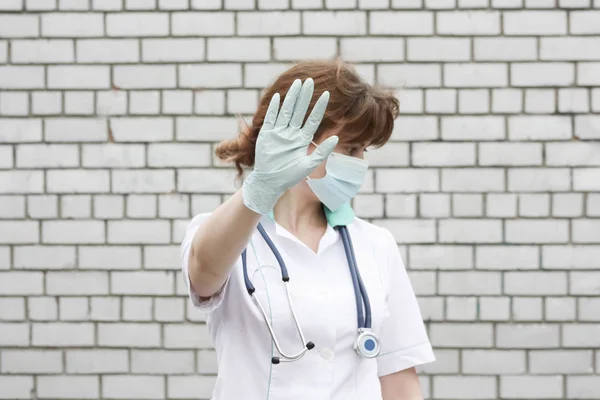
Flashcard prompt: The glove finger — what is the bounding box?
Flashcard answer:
[301,91,330,141]
[262,93,280,131]
[307,135,339,170]
[274,79,302,129]
[289,78,314,129]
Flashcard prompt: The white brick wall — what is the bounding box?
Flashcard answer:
[1,1,599,399]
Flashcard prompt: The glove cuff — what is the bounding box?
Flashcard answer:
[242,172,283,215]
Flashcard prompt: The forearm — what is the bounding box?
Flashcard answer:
[188,189,262,297]
[380,368,424,400]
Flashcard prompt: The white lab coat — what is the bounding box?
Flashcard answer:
[180,213,435,400]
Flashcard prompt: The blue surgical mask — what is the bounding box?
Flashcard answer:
[306,145,369,212]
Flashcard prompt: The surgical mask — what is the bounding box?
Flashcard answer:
[306,142,369,211]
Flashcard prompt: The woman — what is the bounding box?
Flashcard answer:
[180,59,435,400]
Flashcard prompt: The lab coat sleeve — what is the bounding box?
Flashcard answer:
[376,228,435,377]
[180,212,230,313]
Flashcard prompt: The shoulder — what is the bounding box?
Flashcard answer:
[350,216,397,249]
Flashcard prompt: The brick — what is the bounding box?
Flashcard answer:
[156,194,188,219]
[47,271,108,295]
[513,298,543,320]
[81,144,145,168]
[79,246,141,270]
[511,62,575,87]
[64,91,94,115]
[545,297,576,321]
[0,15,39,38]
[90,297,120,321]
[409,245,473,269]
[176,169,235,193]
[530,350,594,374]
[76,39,139,63]
[237,11,300,35]
[518,193,549,217]
[452,194,483,217]
[59,0,89,10]
[444,63,507,88]
[0,195,23,218]
[110,117,172,142]
[36,376,98,399]
[439,271,501,294]
[123,297,152,321]
[93,0,122,9]
[507,219,569,243]
[126,0,156,9]
[126,195,156,218]
[0,119,42,142]
[476,245,538,269]
[66,349,128,374]
[155,298,185,321]
[42,12,103,37]
[497,324,559,348]
[0,322,30,346]
[571,11,600,34]
[407,38,469,62]
[442,168,504,192]
[59,195,91,219]
[381,194,411,218]
[507,271,568,295]
[509,116,572,141]
[433,376,496,399]
[441,116,505,140]
[439,219,502,243]
[96,91,127,116]
[524,88,555,113]
[430,323,493,347]
[14,246,75,269]
[164,323,212,349]
[26,195,57,219]
[0,66,44,89]
[28,297,58,321]
[382,64,442,88]
[479,296,510,320]
[340,38,404,62]
[509,168,571,192]
[147,143,210,167]
[112,271,173,294]
[575,115,600,139]
[159,0,188,8]
[463,350,526,374]
[168,376,216,399]
[128,91,159,115]
[0,0,23,10]
[559,88,589,113]
[0,298,25,320]
[564,324,600,347]
[32,322,94,346]
[491,88,522,113]
[504,11,567,34]
[547,142,600,166]
[111,170,175,194]
[474,37,537,61]
[589,193,600,216]
[479,142,542,166]
[245,63,293,88]
[571,271,600,295]
[457,89,487,114]
[375,169,439,193]
[543,245,600,269]
[541,38,600,61]
[132,350,194,373]
[574,168,600,190]
[274,38,336,60]
[180,64,242,88]
[503,377,564,399]
[0,271,43,295]
[176,116,238,141]
[437,11,500,35]
[0,93,28,117]
[42,220,104,244]
[48,65,109,89]
[303,11,366,35]
[26,0,56,10]
[411,143,474,166]
[114,65,176,89]
[172,12,233,35]
[1,350,62,374]
[568,376,600,399]
[0,376,33,399]
[142,38,204,62]
[580,298,600,321]
[207,38,270,62]
[13,39,73,65]
[161,90,192,114]
[99,323,160,347]
[59,297,89,321]
[92,195,123,219]
[0,171,43,194]
[44,118,106,143]
[31,92,61,115]
[370,11,434,34]
[107,12,168,36]
[552,193,583,217]
[559,0,590,6]
[46,170,109,194]
[373,219,436,244]
[144,245,181,269]
[16,144,78,168]
[107,220,170,244]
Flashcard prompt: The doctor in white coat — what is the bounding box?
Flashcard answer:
[180,59,435,400]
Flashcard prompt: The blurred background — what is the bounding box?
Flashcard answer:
[0,0,599,399]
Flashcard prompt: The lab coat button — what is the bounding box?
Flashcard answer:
[320,347,334,360]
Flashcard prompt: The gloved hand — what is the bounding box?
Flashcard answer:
[242,78,339,215]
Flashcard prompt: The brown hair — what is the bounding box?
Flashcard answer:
[215,58,400,178]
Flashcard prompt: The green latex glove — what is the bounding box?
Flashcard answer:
[242,78,339,215]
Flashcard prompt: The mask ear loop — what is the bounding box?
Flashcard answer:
[306,140,319,182]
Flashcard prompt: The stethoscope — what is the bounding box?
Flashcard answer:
[241,222,380,365]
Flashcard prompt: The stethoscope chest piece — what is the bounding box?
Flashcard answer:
[354,328,380,358]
